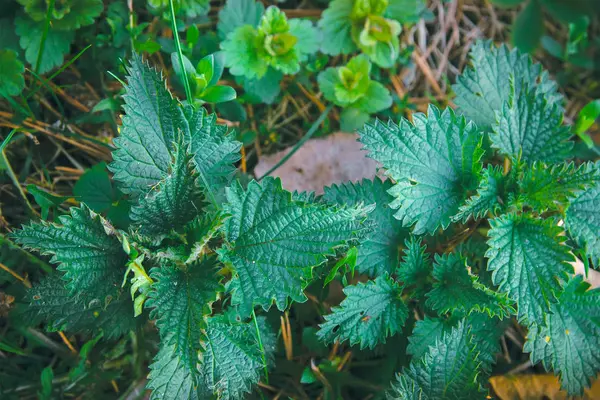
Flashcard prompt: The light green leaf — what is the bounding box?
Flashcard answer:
[318,275,408,349]
[453,166,505,223]
[240,68,283,104]
[525,276,600,395]
[217,0,265,40]
[565,171,600,266]
[201,85,237,104]
[426,253,515,318]
[355,81,393,114]
[323,178,407,276]
[385,0,426,23]
[359,105,484,235]
[17,0,103,30]
[147,258,223,377]
[288,19,321,61]
[318,0,357,55]
[0,50,25,97]
[492,81,572,163]
[486,213,574,324]
[12,205,127,302]
[340,107,370,132]
[453,40,562,128]
[15,14,74,74]
[219,177,367,316]
[389,321,486,399]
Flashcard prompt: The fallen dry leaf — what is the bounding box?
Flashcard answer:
[490,374,600,400]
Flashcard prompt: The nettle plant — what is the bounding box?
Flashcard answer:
[12,55,368,399]
[319,0,424,68]
[318,54,392,131]
[337,40,598,397]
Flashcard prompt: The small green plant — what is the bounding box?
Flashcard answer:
[171,52,237,106]
[219,2,319,103]
[318,0,425,68]
[318,54,392,131]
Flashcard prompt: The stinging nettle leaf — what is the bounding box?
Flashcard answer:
[318,275,408,349]
[492,80,573,163]
[198,314,276,399]
[129,144,202,238]
[323,178,407,277]
[397,236,432,296]
[486,213,574,324]
[524,276,600,396]
[147,258,223,379]
[109,54,184,197]
[453,165,506,223]
[389,321,487,399]
[453,40,562,128]
[12,204,127,302]
[565,167,600,266]
[426,252,515,319]
[219,177,368,316]
[359,105,484,235]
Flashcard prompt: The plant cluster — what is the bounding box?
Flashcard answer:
[7,38,600,399]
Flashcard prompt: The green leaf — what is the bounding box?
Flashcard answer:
[109,54,184,197]
[340,107,371,132]
[201,85,237,104]
[288,19,321,61]
[524,276,600,395]
[0,49,25,97]
[453,40,562,128]
[575,99,600,137]
[359,105,484,235]
[355,81,393,114]
[129,144,202,238]
[17,0,103,30]
[318,55,371,107]
[426,253,515,318]
[198,314,276,399]
[541,0,595,24]
[26,185,70,221]
[217,0,265,40]
[219,177,367,316]
[492,81,572,163]
[12,205,127,302]
[389,321,486,399]
[240,68,283,104]
[512,0,544,53]
[453,166,505,223]
[486,213,574,324]
[28,274,136,339]
[407,313,503,371]
[147,258,223,378]
[318,0,357,55]
[147,342,200,400]
[183,107,242,194]
[517,161,599,212]
[565,172,600,266]
[221,25,265,79]
[318,275,408,349]
[397,236,432,296]
[74,162,116,213]
[15,14,74,74]
[385,0,426,23]
[323,178,407,277]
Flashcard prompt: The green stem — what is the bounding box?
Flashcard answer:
[257,104,333,181]
[35,0,56,75]
[169,0,194,104]
[1,130,37,217]
[251,308,269,385]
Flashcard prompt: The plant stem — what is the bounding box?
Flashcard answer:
[258,104,333,180]
[169,0,194,104]
[35,0,56,74]
[251,308,269,385]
